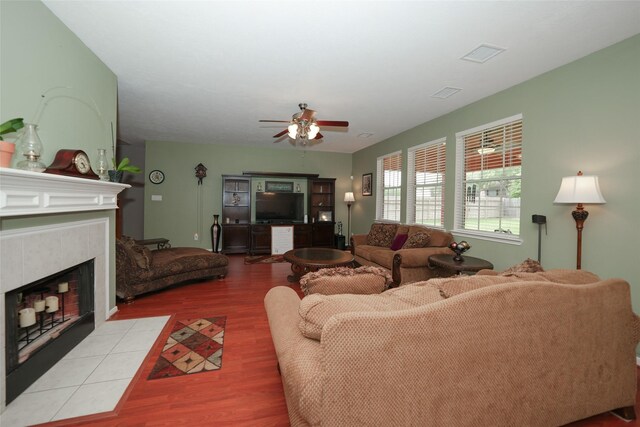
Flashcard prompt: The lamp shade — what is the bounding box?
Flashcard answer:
[554,174,606,204]
[344,192,355,203]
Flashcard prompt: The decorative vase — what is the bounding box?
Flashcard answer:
[96,149,109,181]
[449,241,471,262]
[0,141,15,167]
[210,214,222,253]
[108,170,123,183]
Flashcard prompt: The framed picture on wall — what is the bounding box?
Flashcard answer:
[362,173,372,196]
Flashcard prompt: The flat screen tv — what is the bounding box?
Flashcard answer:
[255,192,304,223]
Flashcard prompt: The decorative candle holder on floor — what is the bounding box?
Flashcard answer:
[57,282,69,322]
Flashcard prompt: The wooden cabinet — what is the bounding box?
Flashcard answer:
[309,178,335,247]
[222,224,250,254]
[222,176,251,253]
[294,224,313,248]
[250,224,271,255]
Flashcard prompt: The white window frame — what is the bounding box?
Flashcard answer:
[453,114,523,245]
[375,150,402,222]
[407,138,446,228]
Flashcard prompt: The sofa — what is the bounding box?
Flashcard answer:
[264,269,640,426]
[116,237,228,302]
[350,223,455,285]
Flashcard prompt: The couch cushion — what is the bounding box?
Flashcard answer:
[390,233,409,250]
[354,244,386,262]
[402,232,431,249]
[299,266,392,296]
[366,223,398,247]
[298,283,444,340]
[369,250,395,270]
[500,258,544,275]
[433,269,601,298]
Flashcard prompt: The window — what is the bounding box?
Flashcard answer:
[454,115,523,243]
[407,138,446,227]
[376,151,402,221]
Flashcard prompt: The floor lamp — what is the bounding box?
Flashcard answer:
[344,192,355,247]
[553,171,606,269]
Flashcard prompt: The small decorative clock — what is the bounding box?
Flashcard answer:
[44,149,99,179]
[149,169,165,184]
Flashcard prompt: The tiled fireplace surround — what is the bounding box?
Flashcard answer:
[0,168,128,413]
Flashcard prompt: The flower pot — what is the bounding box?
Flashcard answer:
[0,141,15,167]
[108,170,123,183]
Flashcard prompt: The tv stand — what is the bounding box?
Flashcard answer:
[249,223,334,255]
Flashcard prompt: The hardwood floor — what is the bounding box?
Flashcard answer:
[41,255,638,426]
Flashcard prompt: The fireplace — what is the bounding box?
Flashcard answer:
[0,167,128,412]
[4,260,96,404]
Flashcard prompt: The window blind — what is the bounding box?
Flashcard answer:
[407,139,446,227]
[376,151,402,221]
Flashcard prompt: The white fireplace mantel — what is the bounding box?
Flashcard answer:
[0,167,129,217]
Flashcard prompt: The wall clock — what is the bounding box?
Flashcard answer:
[44,149,99,179]
[149,169,165,184]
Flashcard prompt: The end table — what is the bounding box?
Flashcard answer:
[428,254,493,276]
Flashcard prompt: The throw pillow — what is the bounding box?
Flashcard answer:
[390,233,409,251]
[366,223,398,247]
[402,232,430,249]
[121,238,152,270]
[500,258,544,275]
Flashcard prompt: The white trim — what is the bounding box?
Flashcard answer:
[109,306,119,318]
[452,229,523,245]
[454,113,523,139]
[0,167,129,217]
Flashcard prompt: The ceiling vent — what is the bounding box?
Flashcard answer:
[461,44,505,63]
[431,87,462,99]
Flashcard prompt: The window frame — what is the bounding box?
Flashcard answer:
[375,150,402,222]
[453,114,523,245]
[406,138,446,228]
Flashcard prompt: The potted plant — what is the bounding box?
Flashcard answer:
[0,118,24,167]
[109,157,141,182]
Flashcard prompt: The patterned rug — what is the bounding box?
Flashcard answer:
[148,316,226,380]
[244,254,286,264]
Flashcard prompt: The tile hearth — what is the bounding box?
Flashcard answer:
[0,316,168,426]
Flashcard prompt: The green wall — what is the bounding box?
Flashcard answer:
[353,34,640,310]
[1,1,119,309]
[144,141,353,248]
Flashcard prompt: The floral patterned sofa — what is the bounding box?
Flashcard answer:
[350,223,455,285]
[115,236,228,302]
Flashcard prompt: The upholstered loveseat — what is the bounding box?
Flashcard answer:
[350,223,455,285]
[265,270,639,426]
[116,237,228,302]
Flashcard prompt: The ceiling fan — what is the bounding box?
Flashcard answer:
[259,103,349,143]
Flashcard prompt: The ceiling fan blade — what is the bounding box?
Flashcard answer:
[259,120,290,123]
[273,129,288,138]
[316,120,349,127]
[299,108,316,122]
[314,132,324,140]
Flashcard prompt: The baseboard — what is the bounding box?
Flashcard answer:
[109,306,118,318]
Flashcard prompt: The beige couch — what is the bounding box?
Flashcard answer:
[265,270,639,426]
[350,223,455,285]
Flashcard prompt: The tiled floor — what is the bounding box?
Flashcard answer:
[0,315,169,427]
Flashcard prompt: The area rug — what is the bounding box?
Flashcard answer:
[244,254,286,264]
[148,316,226,380]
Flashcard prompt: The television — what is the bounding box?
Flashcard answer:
[255,192,305,223]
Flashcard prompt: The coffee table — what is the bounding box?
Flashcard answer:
[428,254,493,275]
[283,248,354,282]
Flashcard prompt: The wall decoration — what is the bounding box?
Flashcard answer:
[149,170,165,184]
[195,163,207,185]
[265,181,293,192]
[362,173,372,196]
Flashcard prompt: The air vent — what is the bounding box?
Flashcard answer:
[461,44,505,63]
[431,87,462,99]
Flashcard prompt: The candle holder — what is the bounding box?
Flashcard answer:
[57,286,68,323]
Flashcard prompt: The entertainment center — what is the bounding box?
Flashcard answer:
[221,173,336,254]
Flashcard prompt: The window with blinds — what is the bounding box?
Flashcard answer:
[407,138,446,227]
[376,151,402,221]
[454,115,523,240]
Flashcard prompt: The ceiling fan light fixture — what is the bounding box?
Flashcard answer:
[287,123,298,139]
[307,122,320,139]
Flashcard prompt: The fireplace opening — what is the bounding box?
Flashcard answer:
[5,260,95,404]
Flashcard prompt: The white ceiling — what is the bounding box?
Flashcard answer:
[42,1,640,154]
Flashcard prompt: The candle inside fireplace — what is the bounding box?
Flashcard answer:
[58,282,69,293]
[19,308,36,327]
[34,299,46,312]
[45,296,59,313]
